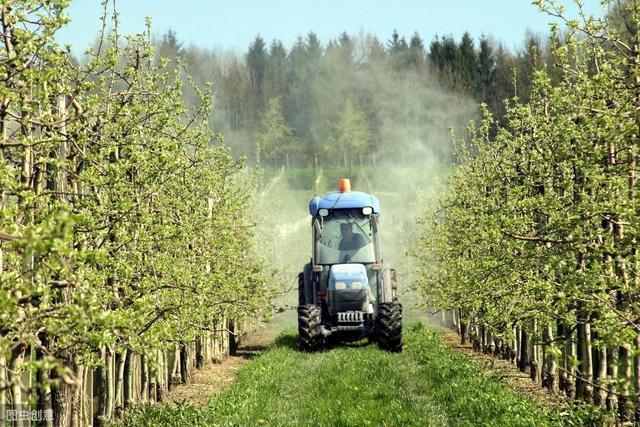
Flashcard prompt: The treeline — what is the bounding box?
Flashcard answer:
[1,2,267,426]
[429,31,551,126]
[157,25,557,169]
[416,0,640,423]
[162,31,479,169]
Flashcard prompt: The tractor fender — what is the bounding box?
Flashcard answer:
[381,268,397,303]
[299,262,314,305]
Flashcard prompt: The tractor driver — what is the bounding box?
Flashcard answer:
[339,222,366,251]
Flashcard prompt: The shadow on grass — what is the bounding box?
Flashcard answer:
[273,332,375,352]
[327,339,373,350]
[235,344,268,359]
[235,332,299,359]
[239,330,375,357]
[272,333,299,350]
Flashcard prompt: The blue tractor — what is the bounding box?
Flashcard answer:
[298,179,402,352]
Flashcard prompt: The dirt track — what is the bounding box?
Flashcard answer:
[166,323,282,406]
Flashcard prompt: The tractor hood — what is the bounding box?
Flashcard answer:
[309,191,380,216]
[326,263,373,314]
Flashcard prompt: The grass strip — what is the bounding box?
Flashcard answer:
[122,323,603,426]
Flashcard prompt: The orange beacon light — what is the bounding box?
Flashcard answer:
[338,178,351,193]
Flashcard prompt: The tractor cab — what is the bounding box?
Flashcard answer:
[313,209,376,266]
[298,179,402,352]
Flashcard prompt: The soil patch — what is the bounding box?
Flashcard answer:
[166,329,278,406]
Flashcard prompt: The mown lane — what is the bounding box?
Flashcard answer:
[123,324,600,427]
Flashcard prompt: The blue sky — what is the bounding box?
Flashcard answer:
[56,1,607,55]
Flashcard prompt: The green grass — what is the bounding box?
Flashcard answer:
[122,323,603,427]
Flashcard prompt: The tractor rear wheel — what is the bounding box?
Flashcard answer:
[298,304,323,352]
[376,302,402,352]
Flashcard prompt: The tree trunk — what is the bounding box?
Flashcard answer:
[564,326,576,398]
[487,330,496,355]
[94,349,105,425]
[578,320,593,402]
[229,320,238,356]
[98,347,115,425]
[470,322,478,351]
[594,343,608,407]
[460,311,468,345]
[529,319,540,383]
[519,328,529,373]
[634,334,640,424]
[10,348,26,427]
[510,325,517,364]
[51,354,76,427]
[37,363,53,427]
[152,349,164,402]
[542,324,557,392]
[82,366,92,426]
[72,358,83,427]
[180,345,191,384]
[0,345,6,427]
[0,102,4,422]
[141,355,149,403]
[557,322,566,392]
[619,344,633,423]
[114,349,126,418]
[575,320,584,399]
[123,349,134,409]
[170,344,181,387]
[196,336,204,369]
[452,309,459,334]
[607,345,619,413]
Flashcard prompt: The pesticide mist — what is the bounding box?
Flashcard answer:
[179,32,482,328]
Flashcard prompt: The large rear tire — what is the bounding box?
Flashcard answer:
[376,302,402,352]
[298,305,323,352]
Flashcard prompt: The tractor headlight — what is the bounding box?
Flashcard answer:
[334,281,346,290]
[362,207,373,215]
[350,281,363,290]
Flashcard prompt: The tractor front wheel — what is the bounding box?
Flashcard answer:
[376,302,402,352]
[298,304,323,352]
